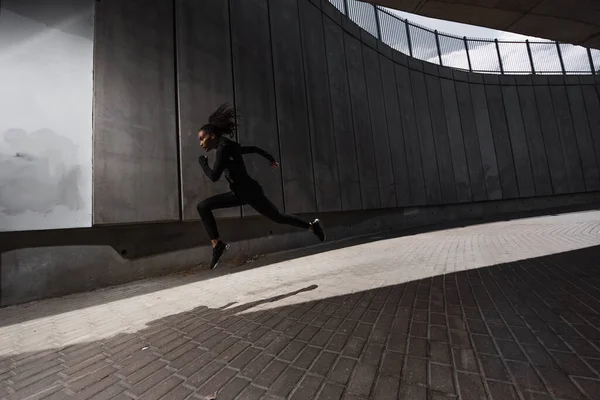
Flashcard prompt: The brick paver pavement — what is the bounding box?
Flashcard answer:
[2,210,600,399]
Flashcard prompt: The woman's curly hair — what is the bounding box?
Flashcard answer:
[199,103,238,138]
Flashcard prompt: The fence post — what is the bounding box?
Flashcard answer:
[556,41,566,75]
[435,30,443,66]
[526,40,535,74]
[374,6,382,40]
[464,37,472,72]
[406,21,413,57]
[343,0,349,16]
[587,47,595,74]
[495,39,504,74]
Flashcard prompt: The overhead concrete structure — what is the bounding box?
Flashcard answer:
[369,0,600,48]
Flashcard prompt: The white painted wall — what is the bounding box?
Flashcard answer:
[0,0,94,232]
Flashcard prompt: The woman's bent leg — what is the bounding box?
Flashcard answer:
[197,192,245,240]
[247,194,311,229]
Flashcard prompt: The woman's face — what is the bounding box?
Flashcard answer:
[198,130,217,151]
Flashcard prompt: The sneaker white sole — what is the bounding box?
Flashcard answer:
[313,219,326,241]
[211,243,230,270]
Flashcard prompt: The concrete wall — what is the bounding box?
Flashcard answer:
[3,191,600,306]
[93,0,600,226]
[3,0,600,306]
[0,0,94,232]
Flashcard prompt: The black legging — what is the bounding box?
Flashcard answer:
[197,190,311,240]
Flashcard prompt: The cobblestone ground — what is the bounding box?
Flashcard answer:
[2,210,600,399]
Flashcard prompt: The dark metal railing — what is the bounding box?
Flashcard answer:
[328,0,600,75]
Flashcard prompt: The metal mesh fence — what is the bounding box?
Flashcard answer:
[498,41,532,74]
[591,49,600,74]
[347,0,378,38]
[438,33,469,70]
[529,42,562,74]
[467,39,502,73]
[329,0,346,14]
[326,0,597,75]
[377,8,410,55]
[408,23,440,64]
[560,43,592,74]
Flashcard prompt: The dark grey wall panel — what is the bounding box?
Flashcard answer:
[502,85,536,198]
[93,0,178,224]
[517,86,553,196]
[455,81,487,201]
[566,86,600,191]
[323,16,362,210]
[91,0,600,232]
[582,86,600,178]
[231,0,283,216]
[344,33,380,209]
[298,0,341,212]
[470,84,502,200]
[270,0,316,213]
[363,45,396,208]
[410,70,442,205]
[379,55,410,207]
[485,84,518,199]
[395,64,426,205]
[534,86,568,194]
[177,0,238,221]
[550,85,586,193]
[440,79,471,203]
[425,75,457,204]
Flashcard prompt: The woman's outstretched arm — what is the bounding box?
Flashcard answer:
[241,145,276,163]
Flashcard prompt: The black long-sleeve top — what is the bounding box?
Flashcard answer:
[199,136,275,186]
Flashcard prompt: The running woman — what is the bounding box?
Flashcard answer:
[197,104,326,269]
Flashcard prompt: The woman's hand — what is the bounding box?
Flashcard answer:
[199,155,208,165]
[270,160,279,169]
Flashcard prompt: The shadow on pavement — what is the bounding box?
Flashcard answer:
[1,245,599,399]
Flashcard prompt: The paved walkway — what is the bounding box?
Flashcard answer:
[2,211,600,400]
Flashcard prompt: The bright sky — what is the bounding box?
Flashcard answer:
[380,7,599,73]
[383,8,542,42]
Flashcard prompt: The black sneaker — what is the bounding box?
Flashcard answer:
[312,219,326,242]
[210,242,230,269]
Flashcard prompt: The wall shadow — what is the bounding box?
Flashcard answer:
[1,245,599,399]
[1,197,598,259]
[1,201,599,318]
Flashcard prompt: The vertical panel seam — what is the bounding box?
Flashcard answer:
[227,0,242,218]
[173,0,183,221]
[439,77,459,204]
[297,0,318,213]
[559,84,587,193]
[266,0,286,212]
[515,84,537,198]
[582,86,600,176]
[380,55,399,208]
[532,84,556,195]
[469,83,502,200]
[484,83,505,200]
[423,73,443,203]
[321,12,344,211]
[463,81,486,201]
[360,44,382,209]
[566,85,596,192]
[499,84,519,199]
[453,80,474,202]
[393,64,413,206]
[91,0,98,224]
[409,69,429,205]
[342,31,364,209]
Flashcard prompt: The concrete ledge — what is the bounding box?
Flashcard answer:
[2,191,600,307]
